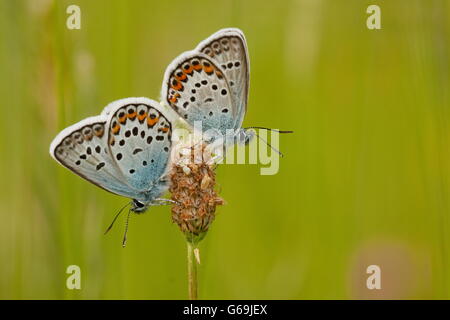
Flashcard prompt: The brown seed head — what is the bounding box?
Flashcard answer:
[170,142,224,241]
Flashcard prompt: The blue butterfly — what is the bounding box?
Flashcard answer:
[162,28,256,146]
[50,98,174,219]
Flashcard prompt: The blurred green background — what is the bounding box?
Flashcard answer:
[1,0,449,299]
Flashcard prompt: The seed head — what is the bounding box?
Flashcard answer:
[170,142,224,242]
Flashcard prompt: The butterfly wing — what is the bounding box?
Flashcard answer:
[50,115,139,199]
[195,28,250,130]
[106,98,172,192]
[162,51,235,136]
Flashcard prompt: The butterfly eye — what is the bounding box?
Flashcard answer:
[134,200,145,208]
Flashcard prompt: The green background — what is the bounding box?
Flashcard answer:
[1,0,449,299]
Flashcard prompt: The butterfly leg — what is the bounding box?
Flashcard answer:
[152,198,180,206]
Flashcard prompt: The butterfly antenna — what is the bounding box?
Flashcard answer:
[122,209,132,248]
[254,131,284,157]
[244,127,293,158]
[245,126,294,134]
[104,202,131,235]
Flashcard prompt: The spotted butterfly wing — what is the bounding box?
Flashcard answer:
[196,28,249,130]
[50,98,172,202]
[50,115,140,198]
[107,98,172,192]
[162,51,235,137]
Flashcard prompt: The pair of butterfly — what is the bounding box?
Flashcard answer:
[50,28,289,237]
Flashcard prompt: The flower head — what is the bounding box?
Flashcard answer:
[170,141,224,242]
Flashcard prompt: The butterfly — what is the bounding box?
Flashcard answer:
[49,97,175,218]
[162,28,256,147]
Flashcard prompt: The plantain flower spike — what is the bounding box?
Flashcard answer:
[169,135,225,244]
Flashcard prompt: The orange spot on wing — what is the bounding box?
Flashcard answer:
[204,65,214,74]
[119,115,127,124]
[171,81,183,91]
[147,117,159,127]
[138,112,147,121]
[176,73,187,81]
[169,93,180,104]
[94,128,104,137]
[193,64,202,71]
[127,112,137,120]
[112,124,120,134]
[183,66,194,75]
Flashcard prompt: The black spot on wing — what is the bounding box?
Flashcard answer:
[96,162,105,170]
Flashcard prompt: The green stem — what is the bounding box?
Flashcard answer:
[187,241,198,300]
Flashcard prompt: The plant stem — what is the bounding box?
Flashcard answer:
[187,240,198,300]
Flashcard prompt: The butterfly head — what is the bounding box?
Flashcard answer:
[131,199,148,214]
[236,129,255,145]
[243,129,256,145]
